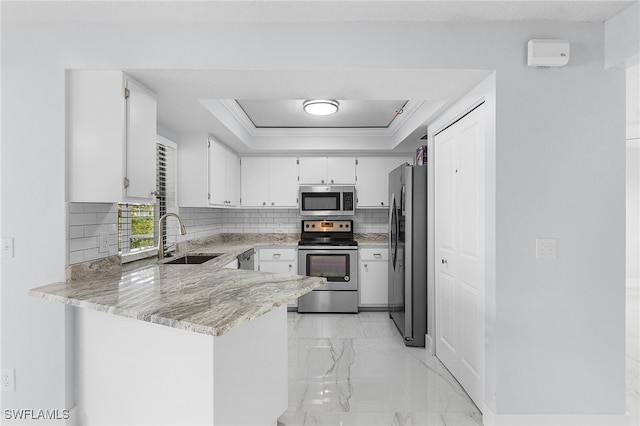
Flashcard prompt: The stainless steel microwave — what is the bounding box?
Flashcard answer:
[299,185,356,216]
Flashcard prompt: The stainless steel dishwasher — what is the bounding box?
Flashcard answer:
[237,248,256,271]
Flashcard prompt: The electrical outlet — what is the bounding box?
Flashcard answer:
[1,238,14,258]
[1,368,15,392]
[99,232,109,253]
[536,238,557,258]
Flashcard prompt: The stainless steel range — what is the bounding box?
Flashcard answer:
[297,219,358,313]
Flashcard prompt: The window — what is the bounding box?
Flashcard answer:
[118,136,178,260]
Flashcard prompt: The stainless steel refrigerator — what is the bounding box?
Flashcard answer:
[388,163,427,347]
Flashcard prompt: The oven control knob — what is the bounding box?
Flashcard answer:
[311,224,316,228]
[339,224,343,228]
[305,224,310,228]
[344,276,350,281]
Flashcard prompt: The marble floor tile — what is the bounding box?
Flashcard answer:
[281,281,639,426]
[281,312,482,425]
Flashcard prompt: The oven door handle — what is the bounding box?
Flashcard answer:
[297,247,358,252]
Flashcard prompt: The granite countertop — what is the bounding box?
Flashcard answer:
[29,238,324,337]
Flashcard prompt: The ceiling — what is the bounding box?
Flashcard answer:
[4,1,635,153]
[3,1,634,23]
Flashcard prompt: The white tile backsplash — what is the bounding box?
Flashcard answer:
[68,204,388,265]
[68,203,118,265]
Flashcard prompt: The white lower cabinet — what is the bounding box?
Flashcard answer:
[358,247,389,308]
[258,248,298,308]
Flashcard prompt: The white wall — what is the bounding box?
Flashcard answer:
[0,14,632,423]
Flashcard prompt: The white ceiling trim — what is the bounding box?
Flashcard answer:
[217,99,426,138]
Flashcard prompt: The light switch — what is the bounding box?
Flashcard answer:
[536,238,557,258]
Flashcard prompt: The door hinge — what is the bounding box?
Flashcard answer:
[207,193,211,200]
[208,140,211,148]
[355,159,358,165]
[296,159,299,165]
[123,177,130,189]
[124,88,130,99]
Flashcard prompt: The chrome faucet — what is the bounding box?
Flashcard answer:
[158,213,187,260]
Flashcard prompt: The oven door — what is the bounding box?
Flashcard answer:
[298,248,358,291]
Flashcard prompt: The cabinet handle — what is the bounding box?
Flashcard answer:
[330,179,334,184]
[321,179,325,184]
[364,263,368,268]
[381,201,384,206]
[262,202,266,206]
[273,254,281,259]
[374,254,382,259]
[271,202,275,206]
[288,264,292,268]
[442,259,448,265]
[150,190,159,197]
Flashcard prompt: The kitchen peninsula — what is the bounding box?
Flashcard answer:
[29,241,325,425]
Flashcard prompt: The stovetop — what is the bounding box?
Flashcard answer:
[298,219,357,247]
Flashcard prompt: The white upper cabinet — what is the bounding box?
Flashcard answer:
[177,133,208,207]
[241,157,298,207]
[298,156,356,185]
[355,156,413,208]
[68,70,157,203]
[241,157,268,207]
[208,137,239,207]
[356,157,387,207]
[177,134,239,207]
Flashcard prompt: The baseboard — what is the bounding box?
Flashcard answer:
[482,404,633,426]
[425,333,435,355]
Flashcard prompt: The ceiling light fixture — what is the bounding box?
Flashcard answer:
[303,100,339,116]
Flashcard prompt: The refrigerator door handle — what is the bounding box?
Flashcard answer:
[401,184,406,216]
[389,192,398,269]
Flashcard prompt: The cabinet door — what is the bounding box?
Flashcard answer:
[327,157,356,184]
[298,157,327,184]
[208,139,227,206]
[259,256,298,308]
[177,134,209,207]
[359,261,389,306]
[269,157,299,207]
[356,157,387,207]
[241,157,270,207]
[125,79,157,200]
[68,70,124,202]
[226,149,240,207]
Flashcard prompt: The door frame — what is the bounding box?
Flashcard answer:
[425,72,497,412]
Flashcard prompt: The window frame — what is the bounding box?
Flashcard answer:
[120,135,179,264]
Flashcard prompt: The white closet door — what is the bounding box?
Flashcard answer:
[435,104,485,409]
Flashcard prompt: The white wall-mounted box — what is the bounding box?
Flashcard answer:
[527,39,570,67]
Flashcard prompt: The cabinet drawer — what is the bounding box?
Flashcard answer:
[259,248,297,261]
[359,248,388,261]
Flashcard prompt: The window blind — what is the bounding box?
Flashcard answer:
[118,138,178,256]
[156,141,178,249]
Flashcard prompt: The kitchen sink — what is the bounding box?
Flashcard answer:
[163,254,221,265]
